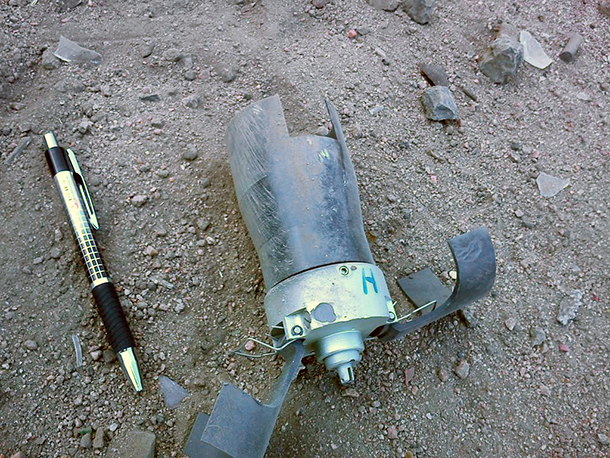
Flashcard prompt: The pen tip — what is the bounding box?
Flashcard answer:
[117,347,144,393]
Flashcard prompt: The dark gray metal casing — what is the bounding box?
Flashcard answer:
[226,95,373,289]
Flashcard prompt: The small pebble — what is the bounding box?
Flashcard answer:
[131,195,148,207]
[387,425,399,440]
[80,432,92,449]
[181,146,199,161]
[454,360,470,379]
[437,368,448,382]
[103,350,116,363]
[559,344,569,352]
[343,388,360,398]
[90,350,102,361]
[244,340,256,351]
[23,340,38,350]
[93,427,105,449]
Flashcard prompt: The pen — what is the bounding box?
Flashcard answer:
[43,132,143,392]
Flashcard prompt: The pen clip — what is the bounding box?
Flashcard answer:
[66,148,100,230]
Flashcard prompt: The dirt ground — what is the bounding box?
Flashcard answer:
[1,0,609,456]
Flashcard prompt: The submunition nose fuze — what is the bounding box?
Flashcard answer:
[185,96,496,458]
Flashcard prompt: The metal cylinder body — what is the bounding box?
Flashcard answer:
[227,96,394,382]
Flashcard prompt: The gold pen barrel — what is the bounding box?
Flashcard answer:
[54,170,109,287]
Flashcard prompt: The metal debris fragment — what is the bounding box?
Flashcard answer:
[520,31,552,69]
[536,172,569,197]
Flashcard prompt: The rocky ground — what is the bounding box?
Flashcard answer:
[1,0,609,457]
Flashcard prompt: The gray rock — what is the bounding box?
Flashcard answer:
[78,119,91,134]
[184,69,196,81]
[421,86,458,121]
[93,427,105,449]
[182,145,198,161]
[140,43,154,58]
[369,0,398,11]
[214,64,239,83]
[312,0,328,8]
[599,433,610,446]
[140,94,160,102]
[151,119,164,128]
[530,327,546,346]
[402,0,435,24]
[23,340,38,350]
[108,430,155,458]
[557,290,583,325]
[162,48,183,62]
[184,95,200,109]
[10,452,26,458]
[80,432,92,448]
[454,360,470,379]
[599,1,610,17]
[504,317,518,331]
[42,48,59,70]
[102,349,116,363]
[479,27,523,84]
[458,307,477,327]
[419,63,448,86]
[131,195,148,207]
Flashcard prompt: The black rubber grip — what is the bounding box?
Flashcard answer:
[92,282,136,353]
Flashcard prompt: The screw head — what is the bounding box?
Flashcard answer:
[339,266,350,276]
[291,325,303,336]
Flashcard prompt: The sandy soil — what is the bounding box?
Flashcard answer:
[1,0,609,457]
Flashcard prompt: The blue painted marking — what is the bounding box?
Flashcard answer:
[362,268,378,295]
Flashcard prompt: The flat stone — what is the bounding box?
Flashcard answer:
[419,63,448,86]
[159,375,189,409]
[421,86,458,121]
[480,29,523,84]
[369,0,399,11]
[108,429,156,458]
[402,0,435,24]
